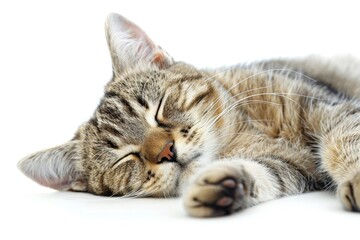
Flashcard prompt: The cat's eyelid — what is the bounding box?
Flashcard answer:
[111,153,132,169]
[111,152,139,169]
[114,145,140,157]
[155,95,165,124]
[157,121,173,129]
[155,93,170,127]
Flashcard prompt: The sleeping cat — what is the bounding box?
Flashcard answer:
[18,13,360,217]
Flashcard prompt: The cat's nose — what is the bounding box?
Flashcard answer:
[157,142,176,163]
[141,128,175,163]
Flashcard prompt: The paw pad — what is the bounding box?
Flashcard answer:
[216,196,233,207]
[221,178,237,188]
[184,165,254,217]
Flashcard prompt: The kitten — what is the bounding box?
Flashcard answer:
[18,13,360,217]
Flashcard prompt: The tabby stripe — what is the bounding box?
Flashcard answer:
[186,87,214,111]
[253,159,286,197]
[105,91,139,118]
[123,162,132,191]
[105,91,119,98]
[120,97,139,118]
[178,85,187,111]
[345,107,360,117]
[261,155,308,179]
[102,123,122,137]
[89,118,99,127]
[175,74,204,82]
[254,155,308,195]
[118,163,128,193]
[105,139,118,149]
[99,171,112,196]
[312,79,340,96]
[88,118,102,134]
[98,103,124,123]
[278,94,286,118]
[136,95,149,109]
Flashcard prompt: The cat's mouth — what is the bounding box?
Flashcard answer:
[161,142,203,166]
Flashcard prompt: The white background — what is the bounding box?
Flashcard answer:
[1,0,359,239]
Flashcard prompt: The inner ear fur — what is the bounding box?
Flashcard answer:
[105,13,174,76]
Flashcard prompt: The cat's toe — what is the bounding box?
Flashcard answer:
[216,195,234,207]
[183,163,255,218]
[339,172,360,212]
[184,177,243,217]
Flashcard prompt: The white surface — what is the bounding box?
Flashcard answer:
[1,0,359,239]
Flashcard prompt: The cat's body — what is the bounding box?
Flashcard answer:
[18,14,360,217]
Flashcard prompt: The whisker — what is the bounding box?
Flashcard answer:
[198,68,312,122]
[194,68,325,131]
[204,92,320,131]
[194,85,274,129]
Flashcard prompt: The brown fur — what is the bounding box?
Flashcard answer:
[18,14,360,217]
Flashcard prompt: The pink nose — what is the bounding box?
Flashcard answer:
[157,142,175,162]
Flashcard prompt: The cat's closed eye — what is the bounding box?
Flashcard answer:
[17,12,360,218]
[111,152,140,168]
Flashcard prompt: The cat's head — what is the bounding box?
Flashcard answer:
[18,14,229,197]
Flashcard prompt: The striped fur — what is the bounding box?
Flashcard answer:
[18,13,360,217]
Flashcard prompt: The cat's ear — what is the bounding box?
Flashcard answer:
[105,13,174,76]
[17,141,87,191]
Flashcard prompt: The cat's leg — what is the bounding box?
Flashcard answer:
[183,157,307,217]
[318,112,360,212]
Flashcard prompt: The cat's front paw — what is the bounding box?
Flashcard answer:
[339,172,360,212]
[183,165,254,217]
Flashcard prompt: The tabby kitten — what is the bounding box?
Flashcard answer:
[18,13,360,217]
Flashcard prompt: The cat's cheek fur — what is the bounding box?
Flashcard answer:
[17,13,360,217]
[177,130,222,194]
